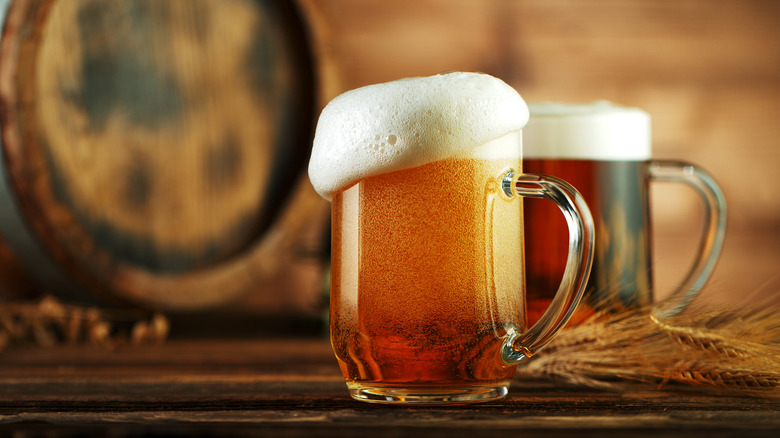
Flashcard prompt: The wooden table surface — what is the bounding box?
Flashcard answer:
[0,338,777,437]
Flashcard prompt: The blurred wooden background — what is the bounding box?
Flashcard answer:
[0,0,776,328]
[303,0,780,307]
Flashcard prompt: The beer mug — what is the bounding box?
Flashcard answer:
[523,102,727,324]
[309,73,595,404]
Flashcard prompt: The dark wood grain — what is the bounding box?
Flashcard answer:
[0,339,777,437]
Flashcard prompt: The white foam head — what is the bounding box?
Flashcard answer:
[308,72,529,199]
[523,101,651,161]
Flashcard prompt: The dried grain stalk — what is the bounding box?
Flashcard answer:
[0,295,169,352]
[516,295,780,397]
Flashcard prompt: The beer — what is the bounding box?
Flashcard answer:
[330,153,524,395]
[524,159,652,324]
[522,101,726,325]
[308,73,594,404]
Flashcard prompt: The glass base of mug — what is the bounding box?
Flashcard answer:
[347,383,509,405]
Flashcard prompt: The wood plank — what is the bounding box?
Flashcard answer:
[0,339,777,436]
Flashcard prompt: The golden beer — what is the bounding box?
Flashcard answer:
[310,73,595,404]
[522,101,726,324]
[523,159,652,325]
[330,155,525,395]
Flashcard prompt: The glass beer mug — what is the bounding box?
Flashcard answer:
[523,102,727,324]
[328,131,594,404]
[310,72,595,404]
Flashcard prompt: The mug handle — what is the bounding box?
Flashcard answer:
[648,160,727,319]
[499,171,595,363]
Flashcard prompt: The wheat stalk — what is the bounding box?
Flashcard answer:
[516,295,780,397]
[664,360,780,389]
[0,295,169,351]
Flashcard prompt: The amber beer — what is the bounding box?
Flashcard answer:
[524,159,652,324]
[330,154,525,396]
[523,102,727,325]
[310,73,595,404]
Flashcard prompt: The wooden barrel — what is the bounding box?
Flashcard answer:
[0,0,327,311]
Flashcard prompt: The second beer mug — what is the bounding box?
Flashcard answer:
[523,102,727,324]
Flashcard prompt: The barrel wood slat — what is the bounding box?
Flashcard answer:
[0,0,327,311]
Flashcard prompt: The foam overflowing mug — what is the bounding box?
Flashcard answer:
[309,72,595,404]
[522,102,727,325]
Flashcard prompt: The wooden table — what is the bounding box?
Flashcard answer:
[0,338,777,437]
